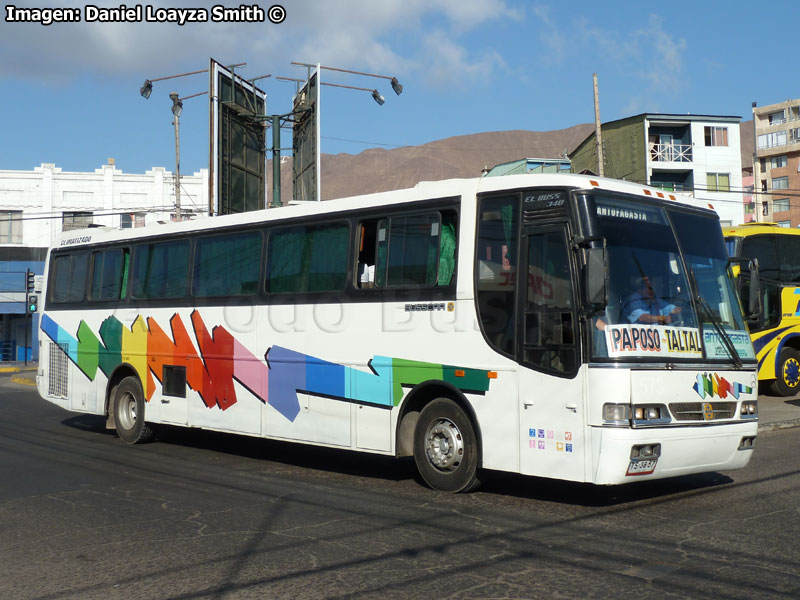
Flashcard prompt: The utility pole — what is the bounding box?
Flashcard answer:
[170,92,182,222]
[593,73,605,177]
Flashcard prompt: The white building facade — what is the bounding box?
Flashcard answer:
[645,115,743,226]
[1,161,209,246]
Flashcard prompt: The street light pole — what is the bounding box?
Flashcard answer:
[272,114,281,208]
[170,92,183,221]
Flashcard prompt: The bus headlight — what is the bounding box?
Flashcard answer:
[632,404,670,426]
[630,443,661,459]
[603,403,631,425]
[740,401,758,419]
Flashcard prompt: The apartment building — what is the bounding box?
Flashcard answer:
[569,113,744,225]
[753,99,800,226]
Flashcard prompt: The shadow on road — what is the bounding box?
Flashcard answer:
[58,414,736,506]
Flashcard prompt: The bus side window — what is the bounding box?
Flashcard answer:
[356,221,378,288]
[132,240,190,299]
[358,210,456,289]
[379,213,442,287]
[192,232,261,297]
[90,248,129,300]
[437,211,457,286]
[266,223,349,294]
[51,253,89,303]
[475,196,519,356]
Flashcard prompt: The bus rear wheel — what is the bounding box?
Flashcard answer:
[413,398,480,493]
[773,348,800,397]
[114,376,154,444]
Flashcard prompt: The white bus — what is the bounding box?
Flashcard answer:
[36,174,759,492]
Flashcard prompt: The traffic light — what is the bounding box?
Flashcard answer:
[26,269,35,293]
[28,294,38,314]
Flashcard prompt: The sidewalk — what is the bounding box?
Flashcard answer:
[754,394,800,433]
[3,362,800,432]
[0,361,38,387]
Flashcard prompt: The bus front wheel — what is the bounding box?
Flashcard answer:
[114,376,155,444]
[773,347,800,397]
[413,398,480,493]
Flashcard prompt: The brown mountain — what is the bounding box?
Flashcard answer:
[271,120,755,203]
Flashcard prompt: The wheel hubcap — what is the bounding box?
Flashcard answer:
[118,392,137,430]
[425,417,464,472]
[784,358,800,388]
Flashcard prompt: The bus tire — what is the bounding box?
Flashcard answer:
[413,398,480,493]
[773,348,800,397]
[114,376,154,444]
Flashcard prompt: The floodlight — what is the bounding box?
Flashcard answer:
[391,77,403,95]
[169,92,183,117]
[140,79,153,99]
[372,89,385,105]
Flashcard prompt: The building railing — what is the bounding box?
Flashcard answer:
[649,143,693,163]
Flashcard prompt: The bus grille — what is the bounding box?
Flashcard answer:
[669,402,736,421]
[48,342,69,399]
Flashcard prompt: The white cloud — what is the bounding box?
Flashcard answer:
[1,0,520,89]
[418,32,507,89]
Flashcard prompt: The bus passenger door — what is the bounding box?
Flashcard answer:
[517,226,585,482]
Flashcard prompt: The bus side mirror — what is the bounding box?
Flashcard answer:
[730,256,763,325]
[585,246,608,307]
[746,257,763,324]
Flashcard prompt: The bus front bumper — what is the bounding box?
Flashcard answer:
[590,422,758,485]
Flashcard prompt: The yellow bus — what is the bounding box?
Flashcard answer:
[724,223,800,396]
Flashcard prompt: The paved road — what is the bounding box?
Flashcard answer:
[1,377,799,599]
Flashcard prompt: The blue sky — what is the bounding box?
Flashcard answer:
[0,0,796,176]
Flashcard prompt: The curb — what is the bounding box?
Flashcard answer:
[10,375,36,387]
[758,419,800,433]
[0,367,20,373]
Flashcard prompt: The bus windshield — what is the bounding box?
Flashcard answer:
[591,195,754,362]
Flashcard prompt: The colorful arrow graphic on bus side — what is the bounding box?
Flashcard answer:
[40,311,491,422]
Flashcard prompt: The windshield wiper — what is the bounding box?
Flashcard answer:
[689,268,742,369]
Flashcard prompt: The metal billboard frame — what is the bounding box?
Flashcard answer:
[291,64,321,202]
[208,58,268,216]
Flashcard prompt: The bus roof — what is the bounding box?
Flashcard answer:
[51,173,718,249]
[723,223,800,237]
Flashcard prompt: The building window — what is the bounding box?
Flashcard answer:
[0,210,23,244]
[706,172,730,192]
[773,176,789,190]
[62,211,93,232]
[791,128,800,143]
[768,110,786,125]
[771,155,787,169]
[704,126,728,146]
[758,131,787,149]
[744,202,755,215]
[120,212,145,229]
[763,201,770,216]
[774,198,790,212]
[778,221,792,228]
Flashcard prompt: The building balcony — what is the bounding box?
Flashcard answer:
[649,143,693,163]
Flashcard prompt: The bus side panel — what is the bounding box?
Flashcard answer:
[751,287,800,383]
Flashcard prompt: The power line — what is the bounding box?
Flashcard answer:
[0,207,181,224]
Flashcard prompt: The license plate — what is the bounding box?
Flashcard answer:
[626,458,657,476]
